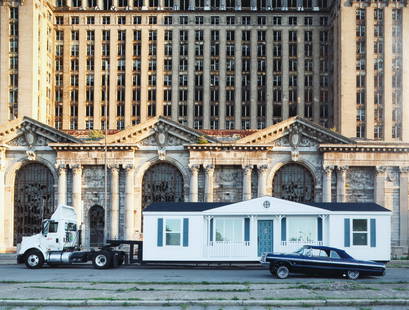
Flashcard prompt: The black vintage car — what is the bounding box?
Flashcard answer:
[260,245,386,280]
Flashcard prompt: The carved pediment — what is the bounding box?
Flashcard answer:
[107,116,219,145]
[237,117,355,146]
[0,117,82,146]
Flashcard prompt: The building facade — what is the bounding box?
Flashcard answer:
[0,0,408,255]
[1,0,408,141]
[0,116,407,256]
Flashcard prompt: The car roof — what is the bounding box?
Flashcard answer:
[303,245,345,252]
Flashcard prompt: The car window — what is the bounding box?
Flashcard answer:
[309,249,328,257]
[330,250,341,259]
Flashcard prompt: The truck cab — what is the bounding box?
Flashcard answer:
[17,205,126,269]
[17,205,80,268]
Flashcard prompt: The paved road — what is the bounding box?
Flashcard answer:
[0,263,408,283]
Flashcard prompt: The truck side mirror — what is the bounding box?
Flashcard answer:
[42,220,49,236]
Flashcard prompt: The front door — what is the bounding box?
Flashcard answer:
[258,220,274,256]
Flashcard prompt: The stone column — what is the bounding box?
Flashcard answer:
[57,165,67,206]
[171,28,180,122]
[125,165,135,240]
[81,0,87,9]
[322,165,333,202]
[336,166,348,202]
[282,29,289,119]
[399,167,409,247]
[257,165,268,197]
[189,0,195,9]
[72,165,83,226]
[97,0,103,9]
[234,29,242,129]
[189,165,200,202]
[375,166,386,207]
[0,161,6,250]
[250,29,257,129]
[110,165,119,239]
[204,165,215,202]
[242,165,252,200]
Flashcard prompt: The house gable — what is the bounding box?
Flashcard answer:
[236,117,355,146]
[106,116,219,146]
[0,117,82,146]
[203,196,331,215]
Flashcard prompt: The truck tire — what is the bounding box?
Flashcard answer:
[25,249,44,269]
[92,251,112,269]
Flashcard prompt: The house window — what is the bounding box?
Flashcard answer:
[165,219,181,246]
[287,217,317,242]
[214,218,243,242]
[352,219,368,246]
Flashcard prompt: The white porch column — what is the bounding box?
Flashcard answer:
[322,165,333,202]
[399,167,409,248]
[110,165,120,240]
[257,165,268,197]
[125,165,135,240]
[204,165,215,202]
[336,166,348,202]
[242,165,252,200]
[57,165,67,206]
[189,165,199,202]
[72,165,83,227]
[375,166,386,207]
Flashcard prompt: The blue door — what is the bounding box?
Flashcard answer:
[258,220,274,256]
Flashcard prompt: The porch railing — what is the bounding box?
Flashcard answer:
[206,241,251,258]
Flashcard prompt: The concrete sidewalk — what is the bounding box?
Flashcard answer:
[0,280,409,308]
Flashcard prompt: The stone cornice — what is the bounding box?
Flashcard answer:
[320,144,409,153]
[186,144,273,151]
[50,144,138,152]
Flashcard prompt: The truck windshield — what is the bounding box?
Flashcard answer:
[65,222,77,231]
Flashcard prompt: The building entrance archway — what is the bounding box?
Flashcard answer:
[272,163,315,202]
[89,205,105,247]
[142,163,184,209]
[13,163,55,245]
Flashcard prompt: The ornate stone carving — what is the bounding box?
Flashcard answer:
[375,166,387,175]
[82,167,104,188]
[399,166,409,174]
[386,167,399,185]
[257,164,269,174]
[323,165,334,176]
[25,150,36,161]
[274,134,318,147]
[242,165,253,176]
[189,164,200,174]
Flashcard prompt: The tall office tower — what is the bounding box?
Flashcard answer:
[1,0,408,140]
[0,0,54,124]
[333,0,409,142]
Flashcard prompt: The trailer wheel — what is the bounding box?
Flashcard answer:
[24,249,44,269]
[92,251,112,269]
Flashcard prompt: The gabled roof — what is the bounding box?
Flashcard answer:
[236,116,355,145]
[144,202,233,212]
[106,116,219,144]
[0,117,82,145]
[143,197,390,214]
[305,202,391,212]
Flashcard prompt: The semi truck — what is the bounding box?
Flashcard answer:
[17,205,141,269]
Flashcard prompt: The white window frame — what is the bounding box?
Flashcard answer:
[351,218,368,246]
[213,218,244,243]
[164,218,182,246]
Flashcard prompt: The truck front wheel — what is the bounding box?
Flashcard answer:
[25,249,44,269]
[92,251,112,269]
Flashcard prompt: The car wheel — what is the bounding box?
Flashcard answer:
[276,265,290,279]
[24,249,44,269]
[92,251,112,269]
[346,270,360,280]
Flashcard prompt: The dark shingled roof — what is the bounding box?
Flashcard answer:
[304,202,391,212]
[143,202,233,212]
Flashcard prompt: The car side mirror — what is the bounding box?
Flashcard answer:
[42,220,49,236]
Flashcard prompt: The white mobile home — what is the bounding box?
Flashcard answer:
[142,197,391,262]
